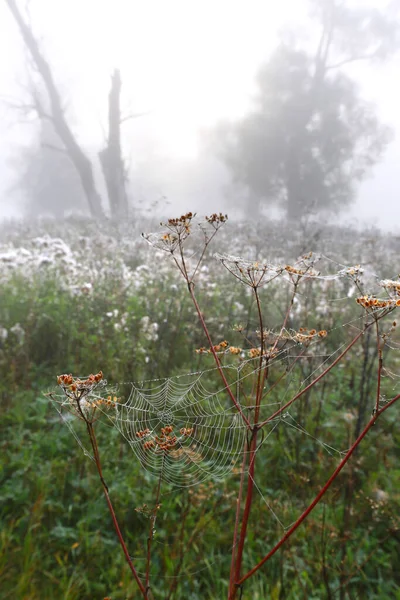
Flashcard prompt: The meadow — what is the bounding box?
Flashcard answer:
[1,214,399,599]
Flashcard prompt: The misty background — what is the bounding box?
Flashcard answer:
[0,0,399,229]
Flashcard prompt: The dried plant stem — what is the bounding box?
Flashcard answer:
[188,282,252,429]
[228,438,248,599]
[231,431,258,597]
[253,287,266,422]
[228,286,269,596]
[236,391,400,587]
[85,422,147,599]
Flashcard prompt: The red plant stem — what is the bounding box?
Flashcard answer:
[228,287,268,595]
[228,439,248,599]
[86,422,147,598]
[257,326,369,429]
[188,282,251,429]
[232,432,258,593]
[233,280,344,595]
[236,392,400,586]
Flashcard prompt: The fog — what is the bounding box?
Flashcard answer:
[0,0,399,230]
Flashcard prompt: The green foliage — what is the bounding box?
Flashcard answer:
[1,217,400,598]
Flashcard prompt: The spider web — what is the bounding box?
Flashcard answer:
[108,368,248,487]
[48,327,396,579]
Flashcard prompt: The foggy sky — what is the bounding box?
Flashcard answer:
[0,0,399,229]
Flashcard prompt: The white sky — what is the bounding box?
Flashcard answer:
[0,0,399,229]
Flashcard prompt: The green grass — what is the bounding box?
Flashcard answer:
[1,218,400,598]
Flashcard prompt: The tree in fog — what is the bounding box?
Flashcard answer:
[5,0,129,221]
[213,0,399,221]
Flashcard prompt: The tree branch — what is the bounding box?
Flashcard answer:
[5,0,104,218]
[325,53,377,70]
[120,110,151,124]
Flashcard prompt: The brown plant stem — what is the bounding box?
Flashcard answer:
[231,431,258,597]
[235,391,400,587]
[253,287,266,422]
[188,282,252,429]
[85,421,147,598]
[228,286,269,596]
[228,438,248,599]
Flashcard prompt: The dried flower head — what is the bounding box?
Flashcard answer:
[55,371,111,422]
[379,279,400,298]
[290,328,328,346]
[142,212,196,253]
[205,213,228,230]
[215,253,283,288]
[284,254,320,279]
[229,346,242,355]
[339,265,364,280]
[248,348,261,358]
[137,423,195,454]
[356,295,399,312]
[57,371,104,400]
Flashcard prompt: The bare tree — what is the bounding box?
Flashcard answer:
[5,0,130,220]
[99,70,129,221]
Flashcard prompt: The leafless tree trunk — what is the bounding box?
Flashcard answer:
[99,69,129,221]
[5,0,104,219]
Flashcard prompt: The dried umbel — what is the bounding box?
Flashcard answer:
[290,327,328,346]
[205,212,228,228]
[142,213,228,262]
[57,371,104,397]
[356,295,400,311]
[379,279,400,297]
[339,264,364,281]
[195,340,229,354]
[136,424,194,454]
[215,253,283,289]
[353,274,400,316]
[56,371,115,422]
[165,212,195,230]
[142,212,196,254]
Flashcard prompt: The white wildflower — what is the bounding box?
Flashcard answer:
[10,323,25,343]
